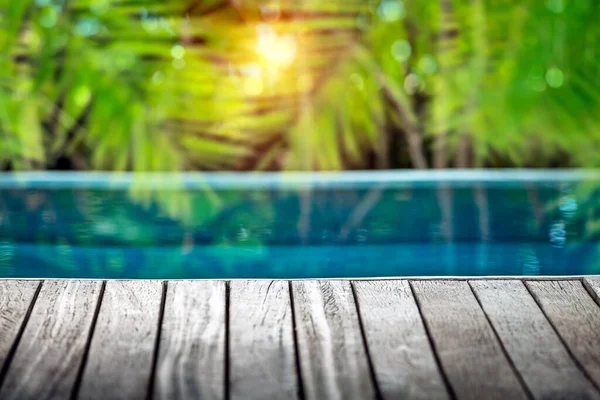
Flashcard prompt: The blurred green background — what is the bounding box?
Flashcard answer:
[1,0,599,172]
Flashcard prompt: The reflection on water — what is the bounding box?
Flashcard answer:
[0,175,599,278]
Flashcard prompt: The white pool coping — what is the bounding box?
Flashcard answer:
[0,275,597,281]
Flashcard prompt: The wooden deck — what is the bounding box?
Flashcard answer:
[1,278,600,400]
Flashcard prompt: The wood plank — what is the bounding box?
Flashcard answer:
[471,280,600,399]
[411,280,528,400]
[78,280,163,400]
[0,280,102,400]
[353,280,450,400]
[0,280,40,372]
[229,280,297,400]
[292,280,375,400]
[155,281,225,400]
[584,277,600,305]
[526,280,600,389]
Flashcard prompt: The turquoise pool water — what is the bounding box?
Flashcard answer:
[1,171,599,278]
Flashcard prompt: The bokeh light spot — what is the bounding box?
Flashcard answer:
[404,73,421,94]
[391,40,411,62]
[240,63,262,77]
[378,0,405,22]
[527,68,547,92]
[171,44,185,59]
[546,67,564,88]
[419,55,437,74]
[141,12,159,32]
[172,58,186,69]
[152,71,165,85]
[74,86,91,107]
[75,18,100,37]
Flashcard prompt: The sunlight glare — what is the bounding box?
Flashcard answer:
[255,24,297,69]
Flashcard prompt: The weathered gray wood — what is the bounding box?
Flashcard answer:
[471,280,600,399]
[292,280,375,400]
[155,281,225,400]
[584,277,600,305]
[0,280,102,400]
[78,280,163,400]
[0,280,39,371]
[0,277,599,400]
[229,280,297,400]
[527,280,600,389]
[353,280,449,400]
[411,280,528,400]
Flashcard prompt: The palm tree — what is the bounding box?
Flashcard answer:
[1,0,599,172]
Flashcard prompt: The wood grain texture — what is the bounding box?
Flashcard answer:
[411,280,528,400]
[0,280,102,400]
[471,280,600,400]
[526,280,600,389]
[353,280,449,400]
[0,280,39,371]
[292,280,375,400]
[155,281,226,400]
[229,280,297,400]
[584,277,600,305]
[0,277,598,400]
[78,280,163,400]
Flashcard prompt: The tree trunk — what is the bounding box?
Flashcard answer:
[378,80,428,169]
[433,133,448,169]
[455,134,471,168]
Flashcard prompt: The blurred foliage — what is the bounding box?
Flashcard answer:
[1,0,600,172]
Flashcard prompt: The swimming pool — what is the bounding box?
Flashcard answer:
[1,170,599,279]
